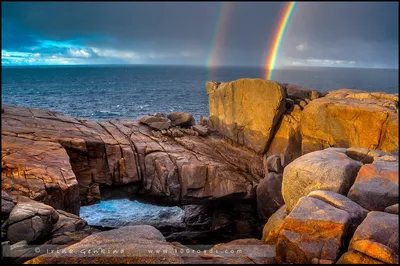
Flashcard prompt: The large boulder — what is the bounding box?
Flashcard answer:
[256,172,284,220]
[337,211,398,264]
[7,197,59,244]
[1,191,17,218]
[206,78,286,154]
[276,196,350,264]
[347,160,398,211]
[282,149,362,211]
[51,209,88,235]
[25,225,184,264]
[301,89,398,154]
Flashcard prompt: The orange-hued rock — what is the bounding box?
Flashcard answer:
[2,105,263,210]
[261,205,287,244]
[276,196,350,264]
[307,190,368,237]
[282,149,362,212]
[347,211,398,264]
[25,225,184,264]
[206,78,285,154]
[301,89,399,154]
[266,112,302,167]
[336,250,385,264]
[1,135,80,215]
[347,161,398,211]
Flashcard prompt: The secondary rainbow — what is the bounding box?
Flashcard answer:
[265,1,297,80]
[206,2,235,81]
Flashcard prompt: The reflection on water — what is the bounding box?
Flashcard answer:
[79,199,185,228]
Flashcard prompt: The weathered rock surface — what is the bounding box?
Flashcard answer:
[192,124,209,136]
[256,172,284,220]
[301,89,399,154]
[265,155,283,173]
[276,196,350,264]
[2,105,263,211]
[261,205,287,244]
[282,149,362,211]
[347,160,398,211]
[1,135,80,215]
[167,112,195,128]
[338,211,399,264]
[25,225,184,264]
[307,190,368,236]
[139,115,171,130]
[51,209,88,235]
[7,196,59,244]
[206,78,286,154]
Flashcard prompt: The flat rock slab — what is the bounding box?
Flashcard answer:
[282,149,362,212]
[2,105,263,210]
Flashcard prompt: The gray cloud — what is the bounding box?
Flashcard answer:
[1,2,398,68]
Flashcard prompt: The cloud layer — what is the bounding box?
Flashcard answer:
[1,2,398,68]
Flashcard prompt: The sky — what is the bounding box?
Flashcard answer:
[1,1,398,68]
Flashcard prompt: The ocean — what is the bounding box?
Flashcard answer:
[2,65,398,121]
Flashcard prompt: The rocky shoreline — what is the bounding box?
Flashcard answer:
[1,78,398,264]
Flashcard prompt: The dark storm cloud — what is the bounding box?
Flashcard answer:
[1,1,398,67]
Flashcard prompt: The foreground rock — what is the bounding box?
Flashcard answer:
[282,149,362,211]
[2,105,263,211]
[276,196,350,264]
[256,172,284,220]
[337,211,398,264]
[206,79,286,154]
[25,225,184,264]
[7,196,59,244]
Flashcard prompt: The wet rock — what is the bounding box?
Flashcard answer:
[282,149,362,211]
[347,160,398,211]
[276,196,350,264]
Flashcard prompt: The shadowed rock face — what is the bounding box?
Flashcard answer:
[1,105,263,215]
[206,79,286,154]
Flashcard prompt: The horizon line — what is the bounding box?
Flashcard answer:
[1,64,398,71]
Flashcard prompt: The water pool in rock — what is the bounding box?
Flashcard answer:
[79,199,185,229]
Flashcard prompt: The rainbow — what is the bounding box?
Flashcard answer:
[265,1,297,80]
[206,2,235,81]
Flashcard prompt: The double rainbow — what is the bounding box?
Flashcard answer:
[264,1,297,80]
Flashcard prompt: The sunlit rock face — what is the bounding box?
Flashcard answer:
[79,199,185,229]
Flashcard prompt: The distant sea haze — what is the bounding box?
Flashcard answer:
[2,65,398,120]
